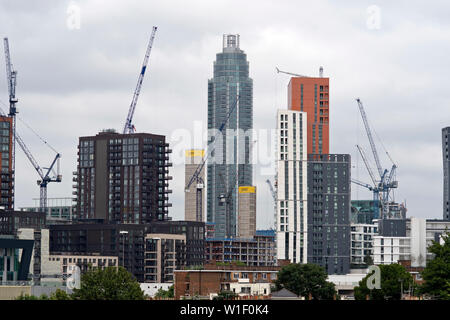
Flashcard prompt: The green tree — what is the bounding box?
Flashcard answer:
[49,289,72,300]
[154,285,174,299]
[71,266,145,300]
[419,232,450,300]
[213,290,238,300]
[354,264,415,300]
[274,263,337,300]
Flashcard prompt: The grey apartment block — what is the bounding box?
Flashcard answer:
[307,154,351,275]
[207,34,253,238]
[443,127,450,220]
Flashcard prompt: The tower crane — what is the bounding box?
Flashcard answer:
[2,37,61,212]
[185,95,241,229]
[123,26,157,134]
[3,37,18,208]
[216,140,257,238]
[352,98,398,219]
[0,106,61,212]
[218,172,238,238]
[275,67,308,78]
[276,66,324,78]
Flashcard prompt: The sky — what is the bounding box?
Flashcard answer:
[0,0,449,229]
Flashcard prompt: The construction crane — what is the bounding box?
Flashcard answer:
[265,179,277,230]
[0,106,62,212]
[2,37,62,212]
[353,98,398,219]
[218,172,238,238]
[276,66,324,78]
[185,95,241,228]
[275,67,308,78]
[216,140,257,238]
[3,37,18,208]
[123,26,157,134]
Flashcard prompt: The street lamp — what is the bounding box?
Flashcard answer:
[120,231,129,267]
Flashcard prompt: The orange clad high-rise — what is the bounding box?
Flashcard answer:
[288,76,329,154]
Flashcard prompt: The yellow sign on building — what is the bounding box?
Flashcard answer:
[185,149,205,158]
[238,186,256,193]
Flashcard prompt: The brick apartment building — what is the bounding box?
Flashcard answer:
[174,260,288,299]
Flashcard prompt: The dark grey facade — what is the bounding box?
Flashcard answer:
[443,127,450,220]
[307,154,351,275]
[378,218,407,237]
[0,209,46,235]
[49,222,147,282]
[49,220,204,282]
[74,130,172,224]
[207,34,253,238]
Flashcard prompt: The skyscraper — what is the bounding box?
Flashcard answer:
[276,109,308,264]
[0,116,13,210]
[73,130,172,224]
[207,34,253,238]
[288,74,329,155]
[307,153,351,274]
[443,127,450,220]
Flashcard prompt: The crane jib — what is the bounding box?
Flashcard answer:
[141,66,146,75]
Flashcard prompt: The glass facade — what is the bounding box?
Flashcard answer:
[207,34,253,238]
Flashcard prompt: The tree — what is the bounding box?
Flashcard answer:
[154,285,174,299]
[71,266,145,300]
[354,264,415,300]
[419,232,450,300]
[274,263,337,300]
[49,289,72,300]
[213,290,238,300]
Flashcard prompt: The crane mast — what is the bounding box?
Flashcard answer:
[123,26,157,134]
[3,37,18,209]
[185,95,241,227]
[356,98,383,178]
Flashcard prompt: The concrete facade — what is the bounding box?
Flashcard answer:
[237,186,256,238]
[184,149,205,222]
[276,109,308,264]
[443,127,450,220]
[144,233,186,283]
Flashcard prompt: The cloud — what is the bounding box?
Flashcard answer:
[0,0,448,227]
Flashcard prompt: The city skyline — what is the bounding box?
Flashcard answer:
[0,1,448,229]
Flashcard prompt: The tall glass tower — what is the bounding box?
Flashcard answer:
[207,34,253,238]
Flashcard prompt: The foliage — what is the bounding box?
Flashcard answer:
[274,263,337,300]
[71,266,145,300]
[49,289,72,300]
[154,285,174,299]
[354,263,415,300]
[419,232,450,300]
[213,290,238,300]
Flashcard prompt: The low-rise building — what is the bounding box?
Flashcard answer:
[174,261,280,299]
[48,253,118,279]
[205,230,276,267]
[144,233,186,283]
[350,223,378,267]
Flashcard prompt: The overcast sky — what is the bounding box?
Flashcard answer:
[1,0,449,228]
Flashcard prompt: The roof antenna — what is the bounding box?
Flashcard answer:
[319,66,323,77]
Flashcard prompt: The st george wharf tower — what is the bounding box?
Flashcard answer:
[206,34,253,238]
